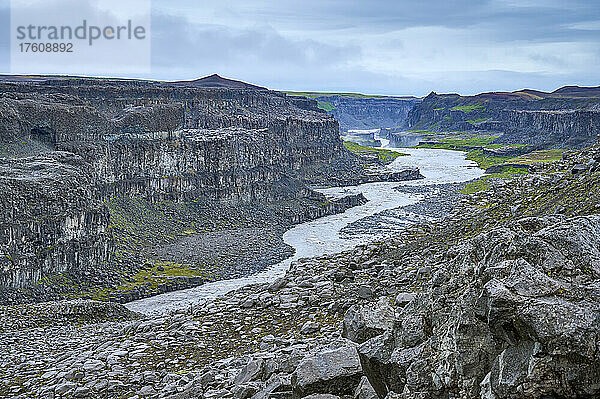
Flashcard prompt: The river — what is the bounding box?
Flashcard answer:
[125,148,484,315]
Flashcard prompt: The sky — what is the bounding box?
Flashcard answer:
[1,0,600,96]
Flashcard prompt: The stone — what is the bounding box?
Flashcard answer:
[354,376,378,399]
[83,359,105,372]
[138,385,157,396]
[240,297,255,309]
[73,386,91,397]
[268,278,289,292]
[343,297,395,344]
[107,379,126,391]
[357,285,374,300]
[55,382,78,395]
[234,359,264,386]
[394,292,415,307]
[300,321,320,335]
[292,342,363,397]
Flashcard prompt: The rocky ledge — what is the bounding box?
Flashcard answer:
[1,144,599,398]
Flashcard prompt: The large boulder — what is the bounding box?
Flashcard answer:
[291,341,363,398]
[343,297,395,344]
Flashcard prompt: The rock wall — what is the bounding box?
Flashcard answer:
[0,80,363,290]
[406,91,600,149]
[315,95,421,131]
[0,87,347,202]
[497,109,600,148]
[0,152,111,289]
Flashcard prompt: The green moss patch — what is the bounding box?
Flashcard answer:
[461,167,530,194]
[86,261,211,301]
[511,149,565,164]
[450,103,486,113]
[317,100,336,112]
[467,118,489,124]
[343,141,408,163]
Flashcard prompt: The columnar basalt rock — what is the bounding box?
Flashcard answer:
[0,152,111,289]
[0,78,419,296]
[405,88,600,149]
[498,109,600,148]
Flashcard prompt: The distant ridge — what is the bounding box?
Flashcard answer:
[171,74,268,90]
[473,85,600,100]
[0,73,269,91]
[552,85,600,97]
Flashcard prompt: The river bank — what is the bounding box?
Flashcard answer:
[124,148,483,315]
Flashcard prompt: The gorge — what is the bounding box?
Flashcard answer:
[0,74,422,303]
[1,75,599,399]
[296,86,600,151]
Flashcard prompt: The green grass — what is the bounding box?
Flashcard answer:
[417,135,566,191]
[416,136,499,150]
[415,135,534,169]
[461,167,530,194]
[450,103,486,113]
[467,118,489,124]
[317,100,336,112]
[343,141,407,163]
[511,149,565,164]
[465,148,564,171]
[466,149,513,169]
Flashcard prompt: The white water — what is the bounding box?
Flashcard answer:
[125,148,483,315]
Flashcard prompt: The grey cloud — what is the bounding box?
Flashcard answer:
[151,12,360,72]
[3,0,600,95]
[166,0,599,36]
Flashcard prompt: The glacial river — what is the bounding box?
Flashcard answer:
[125,148,484,315]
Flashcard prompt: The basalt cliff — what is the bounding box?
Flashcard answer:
[0,74,422,303]
[400,86,600,149]
[292,87,600,152]
[313,95,420,132]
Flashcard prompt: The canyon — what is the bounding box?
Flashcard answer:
[1,75,600,399]
[311,95,420,132]
[302,86,600,150]
[401,87,600,149]
[0,74,422,303]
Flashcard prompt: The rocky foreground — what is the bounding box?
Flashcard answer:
[1,145,600,398]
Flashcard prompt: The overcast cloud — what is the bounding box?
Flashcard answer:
[2,0,600,95]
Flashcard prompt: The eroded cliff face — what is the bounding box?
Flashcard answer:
[0,152,111,289]
[406,90,600,148]
[314,95,421,131]
[0,79,370,294]
[0,86,348,201]
[498,109,600,148]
